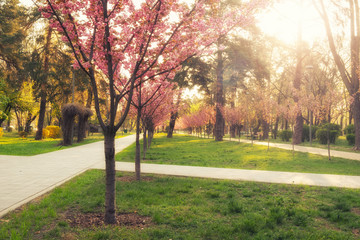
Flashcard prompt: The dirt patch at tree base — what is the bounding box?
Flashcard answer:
[65,211,152,229]
[351,208,360,216]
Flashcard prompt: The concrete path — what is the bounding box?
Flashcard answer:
[1,134,360,219]
[224,137,360,161]
[0,135,136,218]
[96,162,359,189]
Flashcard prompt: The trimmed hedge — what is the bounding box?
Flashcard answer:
[279,130,292,142]
[346,134,355,146]
[315,123,341,144]
[302,124,318,142]
[43,125,61,139]
[19,131,28,138]
[344,124,355,135]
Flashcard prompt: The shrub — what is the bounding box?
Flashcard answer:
[279,130,292,142]
[0,128,3,138]
[344,124,355,135]
[19,131,28,138]
[316,123,341,144]
[26,126,33,134]
[42,129,50,139]
[302,124,318,142]
[44,125,61,139]
[346,134,355,146]
[271,128,277,139]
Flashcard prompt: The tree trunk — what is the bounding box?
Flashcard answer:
[148,128,154,148]
[77,114,86,142]
[273,117,279,139]
[353,93,360,150]
[327,123,331,160]
[230,124,236,138]
[25,112,37,133]
[293,114,303,145]
[167,111,178,138]
[292,13,303,145]
[135,85,142,181]
[7,117,10,131]
[214,39,225,141]
[14,109,22,131]
[135,106,141,181]
[0,104,11,127]
[86,87,93,108]
[261,119,269,140]
[35,27,52,140]
[35,93,47,140]
[104,130,116,224]
[143,128,147,160]
[62,113,76,146]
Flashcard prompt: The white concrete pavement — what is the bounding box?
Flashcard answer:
[99,162,360,189]
[0,134,136,218]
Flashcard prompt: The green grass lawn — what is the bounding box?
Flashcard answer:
[116,134,360,176]
[0,131,132,156]
[1,170,359,239]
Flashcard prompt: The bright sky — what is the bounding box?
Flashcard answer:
[20,0,33,7]
[19,0,327,99]
[20,0,325,45]
[257,0,326,45]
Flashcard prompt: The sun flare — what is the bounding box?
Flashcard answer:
[257,1,325,45]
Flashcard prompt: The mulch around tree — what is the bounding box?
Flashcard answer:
[65,211,152,229]
[352,207,360,216]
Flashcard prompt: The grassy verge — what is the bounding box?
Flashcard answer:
[0,132,132,156]
[0,170,359,239]
[116,134,360,176]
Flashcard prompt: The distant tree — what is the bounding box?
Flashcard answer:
[167,56,214,138]
[314,0,360,150]
[0,0,27,127]
[213,0,266,141]
[34,26,52,140]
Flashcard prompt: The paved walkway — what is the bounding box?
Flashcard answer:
[1,135,360,218]
[223,137,360,161]
[0,135,136,218]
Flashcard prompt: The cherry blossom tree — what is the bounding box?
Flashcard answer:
[179,104,215,137]
[224,105,245,140]
[309,82,343,160]
[142,85,178,149]
[130,78,176,180]
[39,0,242,224]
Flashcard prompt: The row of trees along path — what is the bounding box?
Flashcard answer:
[40,0,265,224]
